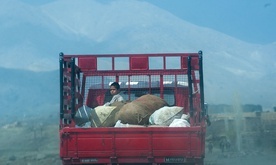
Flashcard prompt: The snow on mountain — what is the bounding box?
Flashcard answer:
[0,0,275,109]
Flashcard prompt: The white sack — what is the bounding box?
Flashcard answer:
[169,114,190,127]
[114,120,145,128]
[169,119,190,127]
[149,106,184,126]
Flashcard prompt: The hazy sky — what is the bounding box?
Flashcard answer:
[21,0,276,45]
[143,0,276,45]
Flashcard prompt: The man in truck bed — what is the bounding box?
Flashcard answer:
[104,82,124,106]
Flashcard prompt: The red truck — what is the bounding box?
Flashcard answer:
[59,51,209,165]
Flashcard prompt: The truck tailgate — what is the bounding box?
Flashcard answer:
[60,126,205,164]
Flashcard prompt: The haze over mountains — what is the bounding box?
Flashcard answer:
[0,0,275,118]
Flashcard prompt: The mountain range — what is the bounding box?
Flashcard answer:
[0,0,275,120]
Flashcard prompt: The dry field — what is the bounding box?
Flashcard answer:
[0,119,62,165]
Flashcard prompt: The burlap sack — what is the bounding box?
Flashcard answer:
[106,101,127,126]
[115,94,168,125]
[90,101,126,127]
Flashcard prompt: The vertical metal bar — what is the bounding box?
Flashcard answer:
[128,75,131,100]
[174,74,177,89]
[149,75,152,94]
[198,51,205,116]
[160,75,164,99]
[187,56,194,117]
[59,52,64,120]
[81,75,86,104]
[160,56,165,98]
[70,58,76,119]
[112,56,115,71]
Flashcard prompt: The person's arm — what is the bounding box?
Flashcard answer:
[117,94,124,102]
[104,94,124,106]
[110,94,122,104]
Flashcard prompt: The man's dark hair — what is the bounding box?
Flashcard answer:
[110,82,120,90]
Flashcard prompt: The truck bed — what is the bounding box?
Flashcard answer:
[60,126,205,165]
[59,51,207,165]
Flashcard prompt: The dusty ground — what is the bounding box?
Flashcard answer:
[204,111,276,165]
[204,146,276,165]
[0,119,275,165]
[0,119,62,165]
